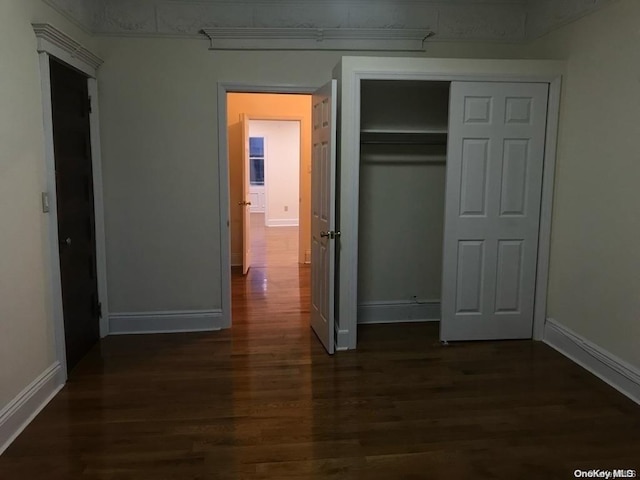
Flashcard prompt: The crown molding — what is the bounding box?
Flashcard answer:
[42,0,94,34]
[90,0,524,42]
[201,27,435,51]
[32,23,103,71]
[526,0,617,40]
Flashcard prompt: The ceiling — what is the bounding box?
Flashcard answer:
[43,0,613,43]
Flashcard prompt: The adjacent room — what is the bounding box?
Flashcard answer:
[226,92,312,341]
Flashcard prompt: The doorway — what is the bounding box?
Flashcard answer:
[50,58,100,372]
[348,76,553,348]
[355,78,549,341]
[224,91,313,330]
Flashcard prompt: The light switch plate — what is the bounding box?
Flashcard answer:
[41,192,50,213]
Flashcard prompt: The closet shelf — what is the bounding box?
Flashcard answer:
[360,128,448,145]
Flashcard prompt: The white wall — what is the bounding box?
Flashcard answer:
[0,0,98,416]
[249,120,300,227]
[525,0,640,370]
[96,38,522,317]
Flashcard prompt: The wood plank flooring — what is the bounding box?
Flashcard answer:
[1,220,639,478]
[249,213,299,267]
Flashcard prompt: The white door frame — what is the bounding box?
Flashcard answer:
[33,24,109,379]
[217,83,316,328]
[336,59,564,350]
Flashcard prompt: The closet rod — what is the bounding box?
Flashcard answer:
[361,141,448,146]
[362,158,446,165]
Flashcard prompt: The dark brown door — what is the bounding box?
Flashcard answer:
[50,58,100,373]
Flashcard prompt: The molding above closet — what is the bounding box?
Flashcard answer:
[201,27,434,51]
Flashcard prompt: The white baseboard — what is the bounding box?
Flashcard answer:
[357,300,440,324]
[0,362,64,455]
[266,218,299,227]
[109,309,223,335]
[231,252,242,267]
[544,318,640,405]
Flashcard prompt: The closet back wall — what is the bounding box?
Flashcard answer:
[358,152,446,303]
[358,81,449,320]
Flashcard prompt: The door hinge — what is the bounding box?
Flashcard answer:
[97,301,103,319]
[88,96,93,114]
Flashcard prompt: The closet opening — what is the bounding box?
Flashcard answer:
[357,80,451,328]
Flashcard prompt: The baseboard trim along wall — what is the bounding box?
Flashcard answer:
[544,318,640,405]
[231,253,242,267]
[0,362,64,456]
[357,301,440,324]
[109,310,223,335]
[265,218,299,227]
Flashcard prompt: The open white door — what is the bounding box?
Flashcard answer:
[241,114,252,275]
[311,80,337,354]
[441,81,549,342]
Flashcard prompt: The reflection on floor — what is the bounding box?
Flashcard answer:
[249,212,299,267]
[233,213,309,333]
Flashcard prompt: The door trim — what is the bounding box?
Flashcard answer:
[34,24,108,379]
[533,77,562,341]
[337,61,564,350]
[217,83,316,328]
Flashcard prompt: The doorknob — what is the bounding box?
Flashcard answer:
[60,237,72,246]
[320,231,341,239]
[238,201,252,206]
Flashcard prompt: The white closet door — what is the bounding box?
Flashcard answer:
[441,81,549,341]
[311,80,337,354]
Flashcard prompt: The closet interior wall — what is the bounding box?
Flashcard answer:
[357,81,451,324]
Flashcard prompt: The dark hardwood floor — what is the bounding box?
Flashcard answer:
[1,221,639,478]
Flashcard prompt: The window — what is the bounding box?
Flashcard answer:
[249,137,264,186]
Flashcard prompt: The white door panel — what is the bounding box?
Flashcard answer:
[495,240,524,312]
[441,81,549,341]
[455,240,484,314]
[311,80,337,354]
